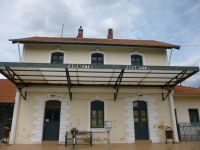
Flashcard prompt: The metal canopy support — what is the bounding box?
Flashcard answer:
[65,68,72,101]
[18,88,27,101]
[2,67,27,100]
[161,71,187,101]
[162,86,174,101]
[137,71,151,85]
[113,69,124,101]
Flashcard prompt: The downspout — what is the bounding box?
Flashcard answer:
[168,49,173,65]
[9,42,22,144]
[9,91,20,144]
[169,93,179,142]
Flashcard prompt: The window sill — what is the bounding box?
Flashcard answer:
[89,128,107,133]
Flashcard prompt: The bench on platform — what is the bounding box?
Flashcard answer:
[65,131,92,147]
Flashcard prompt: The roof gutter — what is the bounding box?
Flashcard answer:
[9,40,180,49]
[174,94,200,96]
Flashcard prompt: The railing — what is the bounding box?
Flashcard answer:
[178,122,200,141]
[0,122,3,139]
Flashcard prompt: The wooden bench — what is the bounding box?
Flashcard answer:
[65,131,92,147]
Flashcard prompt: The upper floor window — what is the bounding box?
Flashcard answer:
[91,53,104,65]
[131,55,143,66]
[91,100,104,128]
[51,52,64,64]
[189,109,199,123]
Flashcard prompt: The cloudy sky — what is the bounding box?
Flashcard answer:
[0,0,200,86]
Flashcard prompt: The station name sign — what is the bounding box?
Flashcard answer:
[66,64,151,70]
[124,65,150,70]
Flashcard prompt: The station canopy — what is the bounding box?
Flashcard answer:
[0,62,199,101]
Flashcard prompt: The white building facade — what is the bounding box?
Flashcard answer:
[0,27,198,144]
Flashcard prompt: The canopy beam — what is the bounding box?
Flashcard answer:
[162,71,187,101]
[1,67,27,100]
[113,69,124,101]
[65,68,72,101]
[18,88,27,100]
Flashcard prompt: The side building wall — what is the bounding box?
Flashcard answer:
[174,95,200,123]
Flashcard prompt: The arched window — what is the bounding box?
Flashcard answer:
[91,100,104,128]
[91,53,104,65]
[131,55,143,66]
[51,52,64,64]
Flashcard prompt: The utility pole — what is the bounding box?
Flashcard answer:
[17,42,21,62]
[61,24,64,37]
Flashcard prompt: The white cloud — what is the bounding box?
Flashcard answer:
[0,74,6,79]
[172,51,200,87]
[0,0,142,38]
[175,54,200,66]
[187,2,200,14]
[182,72,200,87]
[0,0,143,63]
[0,40,19,62]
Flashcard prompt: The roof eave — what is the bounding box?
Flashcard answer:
[174,94,200,96]
[0,101,15,103]
[9,40,180,49]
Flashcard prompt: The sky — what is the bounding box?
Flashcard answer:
[0,0,200,87]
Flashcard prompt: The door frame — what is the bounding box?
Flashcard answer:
[133,100,150,140]
[42,100,61,141]
[32,94,70,144]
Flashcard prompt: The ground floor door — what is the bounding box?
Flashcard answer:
[133,101,149,140]
[0,104,14,139]
[43,101,61,140]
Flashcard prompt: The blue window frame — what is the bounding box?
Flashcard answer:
[91,53,104,65]
[51,52,64,64]
[189,109,199,123]
[91,100,104,128]
[131,55,143,66]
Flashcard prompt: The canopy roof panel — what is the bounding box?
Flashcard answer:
[0,62,198,86]
[0,62,198,101]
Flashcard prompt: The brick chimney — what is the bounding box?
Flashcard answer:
[107,28,113,39]
[77,26,83,38]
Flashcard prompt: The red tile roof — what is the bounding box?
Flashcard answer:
[174,85,200,95]
[10,37,180,49]
[0,79,16,103]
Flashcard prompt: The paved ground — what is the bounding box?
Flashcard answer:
[1,141,200,150]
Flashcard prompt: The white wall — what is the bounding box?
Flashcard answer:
[22,44,168,66]
[14,86,172,144]
[174,95,200,123]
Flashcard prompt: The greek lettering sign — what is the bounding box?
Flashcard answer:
[105,121,112,130]
[65,64,151,70]
[124,65,150,70]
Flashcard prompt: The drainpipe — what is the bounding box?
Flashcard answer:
[169,93,179,142]
[9,91,20,144]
